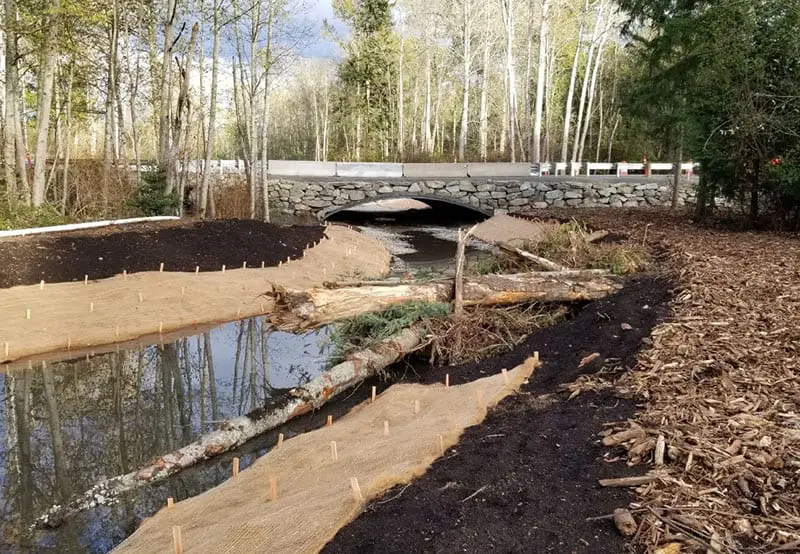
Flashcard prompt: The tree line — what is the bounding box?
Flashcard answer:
[1,0,797,226]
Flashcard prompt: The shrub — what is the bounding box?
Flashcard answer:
[129,170,180,216]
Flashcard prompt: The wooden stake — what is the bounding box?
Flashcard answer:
[181,286,185,295]
[326,415,333,427]
[371,386,377,403]
[350,477,364,502]
[172,526,183,554]
[138,292,143,303]
[383,420,389,436]
[123,269,127,280]
[89,302,94,313]
[39,280,45,290]
[66,336,71,350]
[330,441,338,462]
[269,477,278,501]
[26,308,31,320]
[159,322,164,334]
[221,264,226,273]
[159,262,164,272]
[261,261,265,269]
[279,261,282,267]
[445,374,450,388]
[195,266,200,275]
[115,325,120,338]
[501,369,510,385]
[438,435,445,456]
[277,433,284,448]
[414,400,420,414]
[242,261,247,269]
[84,275,88,285]
[3,342,8,357]
[167,497,174,509]
[232,457,240,478]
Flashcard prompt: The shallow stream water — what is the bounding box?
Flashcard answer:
[0,320,333,552]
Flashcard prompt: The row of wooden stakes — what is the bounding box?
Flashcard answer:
[164,364,528,554]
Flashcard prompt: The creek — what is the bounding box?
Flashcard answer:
[0,200,490,552]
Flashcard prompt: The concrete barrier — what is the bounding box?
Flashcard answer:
[269,160,337,177]
[403,163,468,178]
[466,163,532,177]
[336,163,404,178]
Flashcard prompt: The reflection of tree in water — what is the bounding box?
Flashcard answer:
[0,317,335,549]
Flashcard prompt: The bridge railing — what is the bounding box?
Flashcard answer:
[153,160,700,179]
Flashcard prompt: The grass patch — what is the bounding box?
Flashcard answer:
[533,219,647,275]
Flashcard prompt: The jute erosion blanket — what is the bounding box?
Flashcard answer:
[113,357,539,553]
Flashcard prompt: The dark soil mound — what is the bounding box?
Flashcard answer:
[325,276,672,553]
[0,219,325,288]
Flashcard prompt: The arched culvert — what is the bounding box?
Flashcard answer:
[320,193,492,224]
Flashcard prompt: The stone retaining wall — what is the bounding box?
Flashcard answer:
[267,178,697,218]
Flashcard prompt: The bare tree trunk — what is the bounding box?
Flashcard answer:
[322,78,330,161]
[261,2,273,223]
[31,0,61,207]
[199,2,220,218]
[159,0,177,171]
[532,0,549,163]
[457,0,471,162]
[571,2,603,164]
[479,33,490,161]
[3,0,26,205]
[578,30,606,163]
[423,50,433,154]
[61,62,74,213]
[501,0,517,162]
[672,136,683,209]
[103,0,119,209]
[561,0,587,163]
[398,12,405,161]
[170,22,200,213]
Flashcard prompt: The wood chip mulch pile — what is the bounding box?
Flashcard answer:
[563,209,800,553]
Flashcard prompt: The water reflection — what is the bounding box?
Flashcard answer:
[0,318,333,551]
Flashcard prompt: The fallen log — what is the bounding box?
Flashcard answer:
[269,271,621,330]
[462,271,621,306]
[497,242,570,272]
[32,327,426,529]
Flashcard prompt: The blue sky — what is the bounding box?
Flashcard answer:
[304,0,345,58]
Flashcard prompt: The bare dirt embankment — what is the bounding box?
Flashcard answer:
[0,221,390,364]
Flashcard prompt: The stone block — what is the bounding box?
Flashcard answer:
[467,163,531,178]
[545,189,564,200]
[336,162,403,178]
[509,198,528,206]
[552,199,566,208]
[566,198,583,206]
[408,182,422,193]
[427,180,446,189]
[459,181,477,192]
[564,190,583,199]
[403,163,468,178]
[533,202,549,209]
[477,183,493,192]
[268,160,337,177]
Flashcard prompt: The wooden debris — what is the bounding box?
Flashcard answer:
[599,473,663,488]
[578,352,601,368]
[497,242,571,272]
[613,508,638,536]
[602,427,646,447]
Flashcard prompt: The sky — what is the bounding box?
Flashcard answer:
[302,0,345,58]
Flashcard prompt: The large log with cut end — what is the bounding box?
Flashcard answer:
[463,271,621,306]
[269,271,620,330]
[271,283,454,330]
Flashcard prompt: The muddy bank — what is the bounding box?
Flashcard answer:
[0,219,326,288]
[325,276,672,552]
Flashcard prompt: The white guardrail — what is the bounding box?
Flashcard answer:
[136,160,699,179]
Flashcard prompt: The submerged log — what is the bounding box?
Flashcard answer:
[270,271,621,330]
[32,327,425,529]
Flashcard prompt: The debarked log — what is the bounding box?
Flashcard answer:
[270,271,621,330]
[32,327,426,530]
[462,271,621,306]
